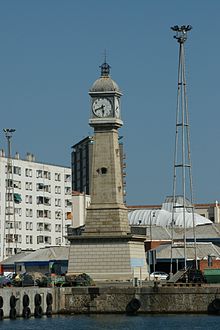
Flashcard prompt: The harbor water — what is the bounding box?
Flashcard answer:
[0,314,219,330]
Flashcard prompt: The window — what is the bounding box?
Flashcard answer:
[44,185,51,193]
[65,199,72,207]
[65,187,71,195]
[15,208,22,216]
[55,211,62,219]
[65,174,71,182]
[6,179,13,188]
[45,236,51,244]
[43,171,51,180]
[37,236,44,244]
[55,237,61,245]
[37,222,44,231]
[6,222,14,229]
[26,208,33,217]
[25,168,32,177]
[25,182,32,191]
[37,196,51,206]
[37,210,43,218]
[55,186,61,194]
[6,234,13,243]
[37,222,43,231]
[15,221,22,230]
[6,248,13,257]
[36,183,51,192]
[6,193,13,201]
[5,165,12,174]
[36,170,43,178]
[37,183,44,191]
[5,207,14,215]
[55,199,61,207]
[13,180,21,189]
[25,195,32,204]
[55,173,61,181]
[26,235,33,244]
[14,166,21,176]
[26,222,33,230]
[44,223,51,232]
[96,167,107,175]
[37,209,51,219]
[14,234,21,243]
[55,224,61,232]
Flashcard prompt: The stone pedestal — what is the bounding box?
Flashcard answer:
[68,236,148,281]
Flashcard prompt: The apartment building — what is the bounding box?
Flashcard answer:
[0,151,72,261]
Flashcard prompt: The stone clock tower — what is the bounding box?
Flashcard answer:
[85,61,130,236]
[68,61,147,281]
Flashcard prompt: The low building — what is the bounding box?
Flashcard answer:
[14,246,69,275]
[149,242,220,274]
[1,246,69,275]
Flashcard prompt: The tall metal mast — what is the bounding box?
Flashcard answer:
[3,128,16,259]
[170,25,197,274]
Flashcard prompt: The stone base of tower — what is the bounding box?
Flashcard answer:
[84,205,130,236]
[67,236,148,282]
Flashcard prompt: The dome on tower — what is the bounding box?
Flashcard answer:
[90,62,121,93]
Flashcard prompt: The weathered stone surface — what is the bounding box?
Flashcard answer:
[0,285,220,317]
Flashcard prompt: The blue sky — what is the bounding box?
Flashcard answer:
[0,0,220,205]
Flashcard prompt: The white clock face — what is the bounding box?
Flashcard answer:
[115,98,120,118]
[92,98,112,117]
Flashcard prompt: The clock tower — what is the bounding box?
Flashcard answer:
[68,61,147,282]
[84,61,130,235]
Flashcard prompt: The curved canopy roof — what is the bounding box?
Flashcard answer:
[128,197,212,228]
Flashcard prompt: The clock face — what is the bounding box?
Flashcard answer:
[92,98,112,118]
[115,98,120,118]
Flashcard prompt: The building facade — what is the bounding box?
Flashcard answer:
[0,151,72,261]
[71,136,93,196]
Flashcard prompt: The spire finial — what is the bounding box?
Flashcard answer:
[100,49,111,77]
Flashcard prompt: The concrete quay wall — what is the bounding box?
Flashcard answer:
[0,284,220,318]
[0,287,58,319]
[59,284,220,314]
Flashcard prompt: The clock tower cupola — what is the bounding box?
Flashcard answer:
[89,61,122,123]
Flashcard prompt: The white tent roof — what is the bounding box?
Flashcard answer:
[128,197,212,228]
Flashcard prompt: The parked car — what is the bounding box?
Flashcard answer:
[150,271,169,281]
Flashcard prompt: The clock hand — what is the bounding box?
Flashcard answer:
[95,105,105,111]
